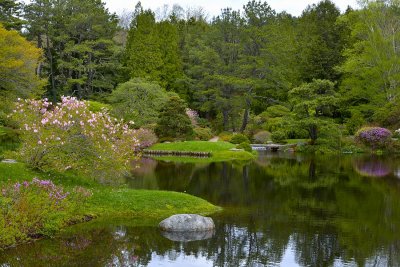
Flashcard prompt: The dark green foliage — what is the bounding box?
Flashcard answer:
[230,134,250,144]
[271,130,287,144]
[297,0,348,81]
[125,3,183,91]
[155,95,194,140]
[24,0,122,100]
[0,0,23,30]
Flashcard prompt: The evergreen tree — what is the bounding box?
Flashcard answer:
[0,0,23,31]
[24,0,122,100]
[155,95,193,140]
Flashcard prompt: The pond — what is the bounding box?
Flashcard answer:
[2,152,400,266]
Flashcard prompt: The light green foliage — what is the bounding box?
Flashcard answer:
[345,110,365,135]
[230,133,250,144]
[0,163,219,249]
[0,24,44,102]
[87,101,112,113]
[194,127,213,141]
[0,178,92,250]
[271,130,287,144]
[150,141,235,153]
[340,1,400,122]
[289,79,340,143]
[236,142,252,152]
[155,95,194,140]
[109,78,168,128]
[149,141,256,162]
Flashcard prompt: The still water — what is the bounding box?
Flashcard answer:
[2,152,400,267]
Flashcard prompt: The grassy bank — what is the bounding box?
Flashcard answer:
[148,141,257,162]
[0,162,219,249]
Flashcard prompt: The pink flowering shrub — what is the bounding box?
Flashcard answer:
[186,108,199,126]
[355,127,392,150]
[0,178,92,249]
[134,128,158,149]
[10,97,140,177]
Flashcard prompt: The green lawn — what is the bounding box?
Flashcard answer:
[0,162,220,246]
[148,141,256,162]
[149,141,235,152]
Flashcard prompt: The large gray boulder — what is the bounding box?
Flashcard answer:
[159,214,215,232]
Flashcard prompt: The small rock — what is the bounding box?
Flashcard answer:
[159,214,215,232]
[161,230,214,242]
[229,148,244,151]
[1,159,17,164]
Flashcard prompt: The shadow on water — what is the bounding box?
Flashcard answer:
[2,153,400,266]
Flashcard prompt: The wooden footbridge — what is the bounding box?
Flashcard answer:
[250,144,296,152]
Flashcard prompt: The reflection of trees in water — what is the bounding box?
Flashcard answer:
[3,156,400,266]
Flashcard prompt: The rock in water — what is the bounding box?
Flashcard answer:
[159,214,215,232]
[161,230,214,242]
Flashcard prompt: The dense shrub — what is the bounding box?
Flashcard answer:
[355,127,392,150]
[109,78,168,128]
[218,132,233,142]
[0,126,19,144]
[253,131,271,144]
[10,97,140,177]
[230,134,250,144]
[194,127,213,141]
[271,130,287,144]
[155,96,194,141]
[87,101,112,113]
[237,142,252,152]
[0,178,92,250]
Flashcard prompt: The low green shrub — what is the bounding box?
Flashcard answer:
[0,126,19,144]
[230,133,250,144]
[237,142,252,152]
[194,127,213,141]
[0,178,92,250]
[87,100,112,113]
[271,130,287,144]
[218,132,233,142]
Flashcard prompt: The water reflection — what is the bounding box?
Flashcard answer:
[2,153,400,266]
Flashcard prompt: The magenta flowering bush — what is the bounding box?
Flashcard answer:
[0,178,92,249]
[10,97,140,177]
[355,127,392,150]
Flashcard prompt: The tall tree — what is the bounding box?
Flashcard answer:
[0,0,23,31]
[340,0,400,121]
[24,0,122,100]
[0,23,44,98]
[297,0,347,82]
[125,2,183,91]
